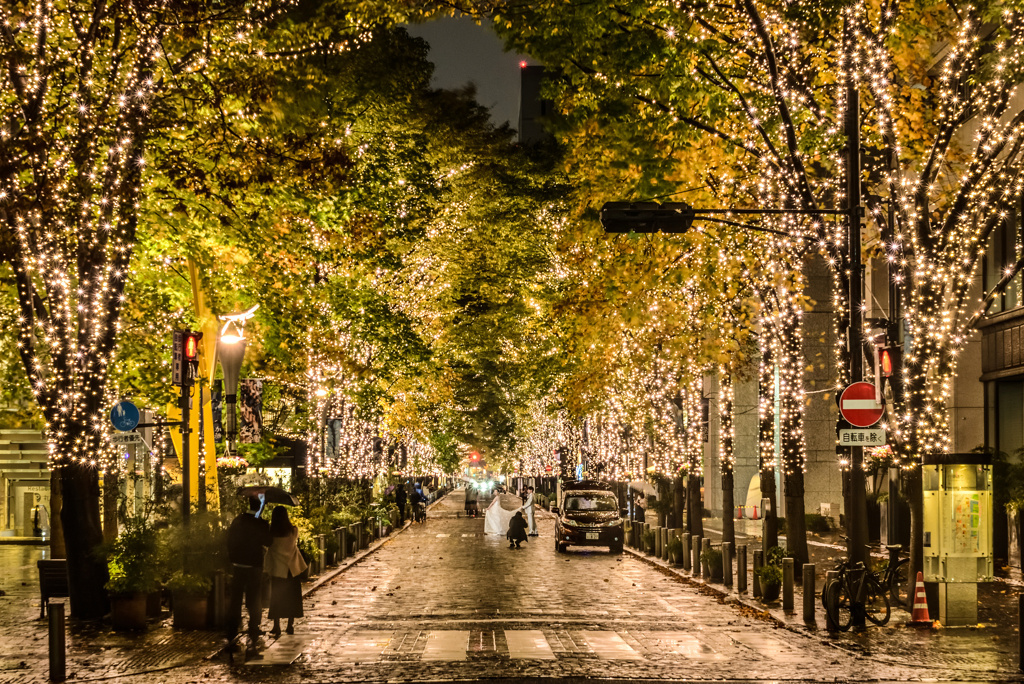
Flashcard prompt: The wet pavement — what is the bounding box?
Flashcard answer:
[0,490,1021,682]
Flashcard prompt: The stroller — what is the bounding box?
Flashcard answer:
[413,501,427,523]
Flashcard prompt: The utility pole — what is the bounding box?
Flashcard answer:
[846,69,870,590]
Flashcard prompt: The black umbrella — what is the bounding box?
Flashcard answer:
[237,485,299,506]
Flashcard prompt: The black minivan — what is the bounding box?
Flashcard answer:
[553,480,623,554]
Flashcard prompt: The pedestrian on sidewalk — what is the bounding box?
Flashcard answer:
[465,483,479,518]
[226,495,273,649]
[265,506,307,637]
[507,511,529,549]
[395,481,407,525]
[522,486,538,536]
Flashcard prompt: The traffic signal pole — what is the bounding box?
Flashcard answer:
[181,368,191,527]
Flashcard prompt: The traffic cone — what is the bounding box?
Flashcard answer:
[909,571,932,626]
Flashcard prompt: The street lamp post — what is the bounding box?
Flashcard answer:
[216,306,257,457]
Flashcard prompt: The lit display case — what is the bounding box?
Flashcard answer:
[922,453,993,583]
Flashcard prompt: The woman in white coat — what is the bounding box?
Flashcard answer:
[265,506,308,636]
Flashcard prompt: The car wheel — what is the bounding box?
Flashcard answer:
[555,539,566,553]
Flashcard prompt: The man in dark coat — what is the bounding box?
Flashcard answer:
[507,511,529,549]
[227,496,273,649]
[395,482,407,525]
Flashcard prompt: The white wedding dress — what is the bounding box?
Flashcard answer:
[483,493,521,536]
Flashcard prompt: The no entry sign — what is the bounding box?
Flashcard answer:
[839,382,884,428]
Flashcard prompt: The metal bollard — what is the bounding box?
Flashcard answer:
[701,538,711,578]
[692,535,702,576]
[737,545,747,593]
[340,528,349,561]
[803,563,816,623]
[213,570,226,629]
[825,570,839,632]
[783,557,794,612]
[318,534,326,575]
[753,550,763,598]
[682,533,692,572]
[662,528,670,562]
[654,526,663,558]
[48,600,65,682]
[723,542,733,588]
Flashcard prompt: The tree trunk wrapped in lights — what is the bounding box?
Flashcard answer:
[718,367,736,547]
[758,342,780,552]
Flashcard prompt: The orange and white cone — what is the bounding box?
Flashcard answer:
[909,571,932,626]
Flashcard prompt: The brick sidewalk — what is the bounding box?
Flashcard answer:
[629,529,1022,678]
[0,494,450,684]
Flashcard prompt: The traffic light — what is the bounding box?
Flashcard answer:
[879,346,903,403]
[184,331,202,380]
[600,201,694,234]
[879,347,895,377]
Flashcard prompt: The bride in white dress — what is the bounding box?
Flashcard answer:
[483,492,522,536]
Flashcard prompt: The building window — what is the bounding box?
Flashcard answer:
[984,201,1024,315]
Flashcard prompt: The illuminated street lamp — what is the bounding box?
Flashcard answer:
[217,306,258,457]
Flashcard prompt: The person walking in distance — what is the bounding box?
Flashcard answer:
[522,486,538,536]
[395,481,407,525]
[227,495,272,651]
[265,506,307,637]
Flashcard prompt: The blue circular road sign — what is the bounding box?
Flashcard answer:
[110,400,141,432]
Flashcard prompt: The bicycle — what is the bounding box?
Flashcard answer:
[824,557,890,630]
[879,545,910,608]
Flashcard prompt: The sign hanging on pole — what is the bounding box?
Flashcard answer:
[839,382,884,427]
[838,429,886,446]
[110,400,140,432]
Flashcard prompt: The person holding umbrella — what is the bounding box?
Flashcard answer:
[226,494,272,651]
[265,506,307,637]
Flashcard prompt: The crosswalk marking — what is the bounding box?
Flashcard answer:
[422,630,470,661]
[244,634,312,665]
[581,630,643,660]
[333,631,392,662]
[651,631,721,659]
[730,633,798,660]
[505,630,555,659]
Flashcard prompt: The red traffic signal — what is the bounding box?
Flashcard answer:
[880,348,893,377]
[184,331,202,360]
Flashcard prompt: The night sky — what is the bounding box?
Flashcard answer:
[405,17,531,130]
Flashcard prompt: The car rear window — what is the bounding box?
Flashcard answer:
[563,494,618,512]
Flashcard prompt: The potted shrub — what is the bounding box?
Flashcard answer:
[642,529,656,555]
[700,546,723,581]
[105,517,159,630]
[667,537,685,567]
[758,564,783,602]
[168,570,212,629]
[158,512,225,629]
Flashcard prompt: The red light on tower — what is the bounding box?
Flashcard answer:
[519,60,528,69]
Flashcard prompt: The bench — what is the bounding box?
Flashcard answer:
[37,559,69,619]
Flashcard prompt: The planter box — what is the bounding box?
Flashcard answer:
[172,593,208,630]
[761,583,781,603]
[110,593,148,630]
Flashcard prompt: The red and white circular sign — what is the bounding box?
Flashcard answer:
[839,382,884,427]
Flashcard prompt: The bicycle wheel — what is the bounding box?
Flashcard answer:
[863,575,891,626]
[826,580,852,632]
[888,559,910,608]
